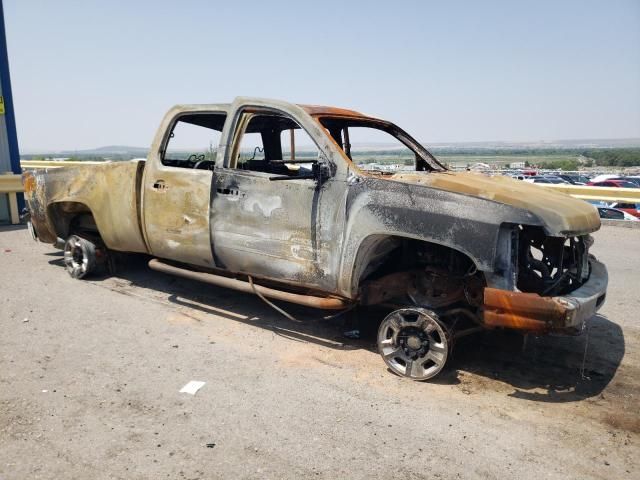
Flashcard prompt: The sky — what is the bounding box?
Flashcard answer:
[4,0,640,151]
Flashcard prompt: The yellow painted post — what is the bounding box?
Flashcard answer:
[0,173,24,224]
[8,190,18,223]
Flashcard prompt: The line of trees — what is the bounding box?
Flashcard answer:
[533,159,582,170]
[583,148,640,167]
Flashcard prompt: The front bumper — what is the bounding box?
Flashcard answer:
[483,257,608,334]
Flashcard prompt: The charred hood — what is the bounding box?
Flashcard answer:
[390,171,600,236]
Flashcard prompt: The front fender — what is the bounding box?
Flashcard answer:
[337,177,542,297]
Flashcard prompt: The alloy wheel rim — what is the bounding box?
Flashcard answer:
[377,309,448,380]
[64,238,89,278]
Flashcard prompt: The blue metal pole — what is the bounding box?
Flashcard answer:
[0,0,23,210]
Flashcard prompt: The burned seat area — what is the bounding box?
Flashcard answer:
[517,226,591,296]
[235,114,317,177]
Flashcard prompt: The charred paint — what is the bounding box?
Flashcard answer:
[483,287,569,333]
[391,171,601,236]
[23,161,147,252]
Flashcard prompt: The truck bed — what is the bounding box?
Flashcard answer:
[23,160,148,253]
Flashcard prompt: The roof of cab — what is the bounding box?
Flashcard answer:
[298,104,370,118]
[170,99,374,120]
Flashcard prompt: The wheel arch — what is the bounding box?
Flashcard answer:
[348,233,483,298]
[47,201,101,241]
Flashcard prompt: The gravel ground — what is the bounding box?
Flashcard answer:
[1,225,638,479]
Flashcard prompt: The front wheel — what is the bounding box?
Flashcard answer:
[377,308,449,381]
[63,235,97,279]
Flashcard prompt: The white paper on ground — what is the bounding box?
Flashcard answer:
[179,380,206,395]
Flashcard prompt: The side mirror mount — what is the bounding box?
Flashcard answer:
[313,162,332,183]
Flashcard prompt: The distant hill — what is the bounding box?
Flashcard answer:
[20,138,640,159]
[62,145,149,156]
[20,145,148,157]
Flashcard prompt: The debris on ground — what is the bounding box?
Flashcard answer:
[179,381,206,395]
[343,329,361,339]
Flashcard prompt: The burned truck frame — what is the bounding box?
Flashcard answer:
[23,97,608,380]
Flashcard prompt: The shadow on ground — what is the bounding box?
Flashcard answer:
[446,314,624,402]
[0,224,27,232]
[47,251,625,403]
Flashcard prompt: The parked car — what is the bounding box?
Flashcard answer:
[609,202,640,218]
[588,179,639,188]
[590,174,619,183]
[596,206,640,221]
[22,97,608,381]
[612,177,640,187]
[596,177,640,188]
[527,176,570,184]
[625,176,640,186]
[556,174,589,185]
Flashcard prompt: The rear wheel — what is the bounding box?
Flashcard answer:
[63,235,97,279]
[377,308,449,381]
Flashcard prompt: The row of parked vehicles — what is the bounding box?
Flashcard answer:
[523,173,640,187]
[509,172,640,221]
[588,202,640,221]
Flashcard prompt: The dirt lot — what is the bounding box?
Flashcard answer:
[1,225,638,479]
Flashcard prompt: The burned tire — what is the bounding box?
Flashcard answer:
[377,308,449,381]
[63,235,97,279]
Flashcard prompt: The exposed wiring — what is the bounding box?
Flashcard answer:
[247,275,356,322]
[248,275,298,321]
[249,146,264,161]
[580,325,591,380]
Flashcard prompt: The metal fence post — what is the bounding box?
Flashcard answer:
[0,0,23,222]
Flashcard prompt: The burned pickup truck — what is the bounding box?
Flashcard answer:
[23,97,608,380]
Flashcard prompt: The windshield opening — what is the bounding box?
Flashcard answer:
[318,117,446,173]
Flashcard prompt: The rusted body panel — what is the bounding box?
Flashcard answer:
[23,97,607,334]
[337,175,545,297]
[211,170,323,285]
[141,167,214,267]
[209,98,351,292]
[484,288,567,332]
[23,161,148,253]
[484,257,608,333]
[299,104,372,119]
[140,104,230,267]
